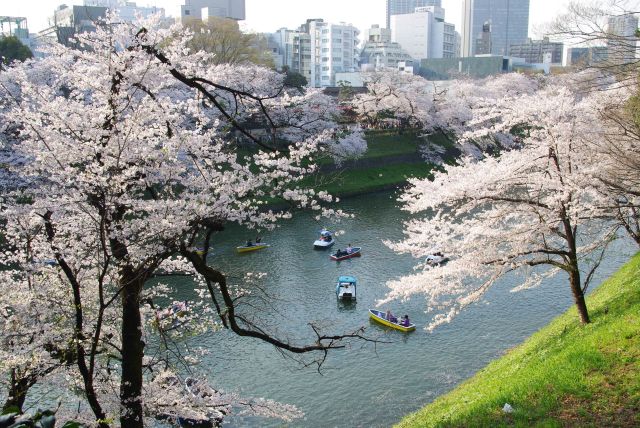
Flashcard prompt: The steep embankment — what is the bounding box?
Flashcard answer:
[397,253,640,427]
[313,130,457,197]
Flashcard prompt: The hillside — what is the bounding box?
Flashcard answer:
[396,253,640,428]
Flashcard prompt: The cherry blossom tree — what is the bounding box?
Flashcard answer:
[350,71,539,160]
[0,17,368,427]
[383,81,617,331]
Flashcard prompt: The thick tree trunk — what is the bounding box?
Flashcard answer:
[120,274,145,428]
[569,267,590,324]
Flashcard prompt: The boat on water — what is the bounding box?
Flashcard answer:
[336,276,357,300]
[426,252,449,265]
[368,309,416,332]
[330,247,362,261]
[236,243,270,253]
[313,229,335,249]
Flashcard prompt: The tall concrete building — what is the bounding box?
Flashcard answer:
[385,0,441,29]
[443,22,459,58]
[391,6,457,61]
[271,19,359,88]
[461,0,530,57]
[606,13,639,64]
[181,0,245,22]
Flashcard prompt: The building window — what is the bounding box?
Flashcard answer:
[184,9,190,15]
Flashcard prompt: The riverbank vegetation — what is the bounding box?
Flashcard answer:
[396,252,640,427]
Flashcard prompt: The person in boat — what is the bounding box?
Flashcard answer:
[246,240,253,247]
[386,310,398,323]
[346,244,353,254]
[335,248,344,257]
[255,235,262,244]
[400,315,411,327]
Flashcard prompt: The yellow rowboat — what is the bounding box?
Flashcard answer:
[236,244,270,253]
[368,309,416,332]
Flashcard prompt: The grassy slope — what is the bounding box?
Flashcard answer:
[306,130,448,196]
[397,253,640,428]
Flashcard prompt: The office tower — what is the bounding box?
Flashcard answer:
[385,0,441,29]
[461,0,530,57]
[606,13,639,64]
[181,0,245,22]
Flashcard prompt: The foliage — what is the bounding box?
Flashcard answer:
[282,66,307,91]
[0,16,367,427]
[396,252,640,428]
[184,17,274,67]
[0,36,32,66]
[383,77,619,330]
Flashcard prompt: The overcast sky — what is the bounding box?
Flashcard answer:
[2,0,578,38]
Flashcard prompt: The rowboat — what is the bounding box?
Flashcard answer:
[313,229,335,249]
[336,276,357,300]
[236,243,270,253]
[426,253,449,265]
[330,247,362,261]
[368,309,415,332]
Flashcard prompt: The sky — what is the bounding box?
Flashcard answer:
[1,0,577,38]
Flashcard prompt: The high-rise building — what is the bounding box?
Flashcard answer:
[385,0,441,29]
[461,0,530,57]
[271,19,359,88]
[181,0,245,22]
[391,6,458,61]
[606,13,639,64]
[443,22,459,58]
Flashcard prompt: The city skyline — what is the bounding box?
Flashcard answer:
[4,0,577,39]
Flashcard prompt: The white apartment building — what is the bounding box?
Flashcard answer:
[443,22,459,58]
[272,19,359,88]
[391,6,446,60]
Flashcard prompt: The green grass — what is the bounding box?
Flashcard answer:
[396,253,640,428]
[363,130,424,158]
